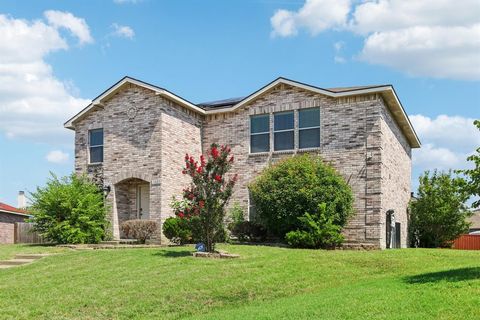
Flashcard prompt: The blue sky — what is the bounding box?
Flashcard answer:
[0,0,479,206]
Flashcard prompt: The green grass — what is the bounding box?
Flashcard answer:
[0,244,479,320]
[0,244,69,260]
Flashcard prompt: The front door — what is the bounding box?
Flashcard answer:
[137,185,150,220]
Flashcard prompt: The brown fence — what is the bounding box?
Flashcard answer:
[14,222,46,244]
[453,234,480,250]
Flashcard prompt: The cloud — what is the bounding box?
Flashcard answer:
[271,0,350,37]
[333,41,346,63]
[0,12,91,144]
[270,0,480,80]
[44,10,93,45]
[46,150,69,164]
[410,114,480,171]
[111,23,135,39]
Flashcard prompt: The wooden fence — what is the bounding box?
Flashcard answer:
[453,234,480,250]
[14,222,46,244]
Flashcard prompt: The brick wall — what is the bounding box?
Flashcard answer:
[0,222,14,244]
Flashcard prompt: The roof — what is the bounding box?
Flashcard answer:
[64,76,421,148]
[0,202,31,217]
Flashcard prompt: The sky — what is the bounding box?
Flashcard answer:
[0,0,479,207]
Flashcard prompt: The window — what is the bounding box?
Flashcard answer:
[299,108,320,149]
[274,111,294,151]
[89,128,103,163]
[250,114,270,153]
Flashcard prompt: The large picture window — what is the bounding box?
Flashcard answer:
[250,115,270,153]
[274,111,294,151]
[299,108,320,149]
[89,128,104,163]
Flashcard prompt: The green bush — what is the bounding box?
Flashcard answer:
[249,154,354,238]
[286,203,344,249]
[121,220,158,244]
[229,221,267,242]
[29,173,108,244]
[163,217,192,245]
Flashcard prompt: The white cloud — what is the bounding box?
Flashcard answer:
[44,10,93,45]
[46,150,69,164]
[271,0,351,37]
[333,41,346,63]
[270,0,480,80]
[411,114,480,171]
[111,23,135,39]
[0,12,91,144]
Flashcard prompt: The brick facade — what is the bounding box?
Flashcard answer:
[70,79,416,248]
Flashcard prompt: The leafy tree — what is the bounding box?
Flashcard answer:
[409,170,471,248]
[457,119,480,208]
[172,144,236,252]
[249,154,353,238]
[29,173,108,244]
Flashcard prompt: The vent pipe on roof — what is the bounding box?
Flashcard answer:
[18,191,26,209]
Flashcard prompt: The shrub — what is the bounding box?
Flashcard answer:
[29,173,108,244]
[249,154,353,238]
[229,221,267,242]
[172,144,237,252]
[286,203,344,249]
[409,170,471,248]
[163,216,192,245]
[121,219,158,244]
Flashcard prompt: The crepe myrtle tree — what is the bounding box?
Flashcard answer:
[172,143,237,252]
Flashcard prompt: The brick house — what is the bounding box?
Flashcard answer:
[65,76,420,249]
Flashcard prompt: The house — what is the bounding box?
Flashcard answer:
[64,76,420,249]
[468,209,480,234]
[0,192,31,244]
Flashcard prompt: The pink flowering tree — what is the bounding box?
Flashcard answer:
[172,143,237,252]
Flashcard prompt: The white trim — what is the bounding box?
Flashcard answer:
[0,209,31,217]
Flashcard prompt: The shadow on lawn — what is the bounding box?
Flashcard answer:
[405,267,480,284]
[153,250,193,258]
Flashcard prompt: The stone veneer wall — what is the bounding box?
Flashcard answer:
[73,84,202,240]
[379,98,412,248]
[202,84,387,249]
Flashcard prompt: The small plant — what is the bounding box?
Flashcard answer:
[285,203,344,249]
[29,173,108,244]
[229,202,245,224]
[121,220,158,244]
[229,221,267,242]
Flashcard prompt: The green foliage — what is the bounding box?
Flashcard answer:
[456,119,480,208]
[162,217,192,245]
[228,221,267,242]
[172,144,237,252]
[249,154,354,238]
[229,201,245,224]
[29,173,108,244]
[121,220,158,244]
[286,203,344,249]
[409,170,472,248]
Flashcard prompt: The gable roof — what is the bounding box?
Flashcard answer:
[0,202,31,217]
[64,76,420,148]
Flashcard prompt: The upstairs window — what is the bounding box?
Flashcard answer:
[274,111,294,151]
[89,128,104,163]
[250,114,270,153]
[299,108,320,149]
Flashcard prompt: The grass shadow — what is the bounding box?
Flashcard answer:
[153,250,193,258]
[404,267,480,284]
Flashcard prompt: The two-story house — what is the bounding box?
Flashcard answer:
[65,76,420,249]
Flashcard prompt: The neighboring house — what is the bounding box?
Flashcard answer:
[468,209,480,234]
[64,76,420,249]
[0,196,30,244]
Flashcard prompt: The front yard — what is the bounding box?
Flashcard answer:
[0,244,478,319]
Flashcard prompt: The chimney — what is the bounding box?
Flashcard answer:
[17,191,26,209]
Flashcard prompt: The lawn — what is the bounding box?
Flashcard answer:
[0,244,478,320]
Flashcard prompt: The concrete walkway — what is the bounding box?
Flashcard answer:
[0,254,51,269]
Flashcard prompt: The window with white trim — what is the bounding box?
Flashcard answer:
[274,111,294,151]
[299,108,320,149]
[89,128,104,163]
[250,114,270,153]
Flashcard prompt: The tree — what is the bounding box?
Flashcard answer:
[172,144,237,252]
[249,154,354,238]
[457,120,480,208]
[29,173,108,244]
[409,170,471,248]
